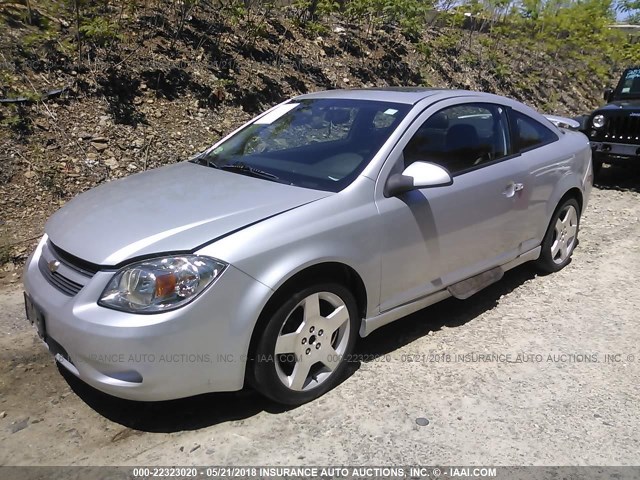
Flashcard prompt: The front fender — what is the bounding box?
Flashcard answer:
[198,177,382,319]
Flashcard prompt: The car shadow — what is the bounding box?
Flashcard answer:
[595,164,640,193]
[60,365,290,433]
[61,264,539,432]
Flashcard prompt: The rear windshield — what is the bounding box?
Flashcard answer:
[195,98,410,192]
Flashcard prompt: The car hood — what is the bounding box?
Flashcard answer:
[46,162,331,266]
[597,99,640,112]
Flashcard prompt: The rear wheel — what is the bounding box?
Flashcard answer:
[536,198,580,273]
[251,283,359,405]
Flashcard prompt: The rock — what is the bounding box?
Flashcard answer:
[132,138,145,149]
[10,417,29,434]
[34,120,50,131]
[0,411,6,418]
[343,77,350,84]
[24,171,36,179]
[86,153,98,161]
[415,417,430,426]
[104,158,119,169]
[91,142,109,152]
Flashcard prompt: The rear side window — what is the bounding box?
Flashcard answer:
[512,111,558,152]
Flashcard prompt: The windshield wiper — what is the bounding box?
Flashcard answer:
[215,162,284,183]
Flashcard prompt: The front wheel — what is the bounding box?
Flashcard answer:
[592,159,603,177]
[251,283,359,405]
[536,198,580,273]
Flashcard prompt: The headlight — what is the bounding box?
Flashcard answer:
[99,255,227,313]
[592,114,605,129]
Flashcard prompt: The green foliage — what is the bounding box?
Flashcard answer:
[431,31,461,54]
[0,244,12,266]
[22,28,57,48]
[79,16,121,46]
[317,0,342,16]
[452,0,634,85]
[0,104,33,136]
[305,20,330,35]
[220,0,247,24]
[416,40,432,59]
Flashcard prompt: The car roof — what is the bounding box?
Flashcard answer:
[294,87,476,105]
[292,87,561,136]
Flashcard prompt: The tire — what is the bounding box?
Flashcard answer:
[592,159,603,177]
[251,283,359,405]
[536,198,580,273]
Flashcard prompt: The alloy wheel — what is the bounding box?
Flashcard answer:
[273,291,351,391]
[551,204,578,264]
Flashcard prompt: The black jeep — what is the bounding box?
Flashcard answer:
[580,67,640,174]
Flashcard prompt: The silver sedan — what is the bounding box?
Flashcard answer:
[23,88,593,405]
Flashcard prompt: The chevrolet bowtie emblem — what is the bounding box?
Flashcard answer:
[48,260,60,273]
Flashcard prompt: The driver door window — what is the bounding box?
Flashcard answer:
[403,104,511,175]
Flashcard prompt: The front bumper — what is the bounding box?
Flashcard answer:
[23,237,272,401]
[591,141,640,163]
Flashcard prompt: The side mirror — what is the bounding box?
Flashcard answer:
[385,161,452,197]
[603,87,614,102]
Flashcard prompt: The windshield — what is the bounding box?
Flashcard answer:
[194,98,411,192]
[614,68,640,100]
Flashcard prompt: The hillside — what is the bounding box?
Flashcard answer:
[0,0,638,283]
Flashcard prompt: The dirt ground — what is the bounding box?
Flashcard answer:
[0,166,639,467]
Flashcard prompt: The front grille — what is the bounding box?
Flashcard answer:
[38,255,84,296]
[49,242,100,276]
[603,114,640,145]
[38,241,95,296]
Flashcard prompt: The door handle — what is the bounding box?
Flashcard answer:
[503,182,524,198]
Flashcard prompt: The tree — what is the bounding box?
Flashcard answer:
[618,0,640,23]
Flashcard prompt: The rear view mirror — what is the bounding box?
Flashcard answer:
[604,87,614,102]
[385,161,452,197]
